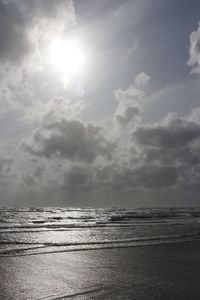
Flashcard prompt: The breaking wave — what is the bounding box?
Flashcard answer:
[0,207,200,257]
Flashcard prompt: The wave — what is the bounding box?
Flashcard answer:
[1,207,200,257]
[1,207,200,229]
[1,232,200,257]
[109,212,200,222]
[0,222,142,233]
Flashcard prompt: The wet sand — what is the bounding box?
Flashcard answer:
[0,241,200,299]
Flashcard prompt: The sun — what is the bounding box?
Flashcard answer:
[48,37,87,76]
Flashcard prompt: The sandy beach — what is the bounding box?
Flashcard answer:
[0,241,200,299]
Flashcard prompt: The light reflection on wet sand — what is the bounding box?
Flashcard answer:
[1,242,200,299]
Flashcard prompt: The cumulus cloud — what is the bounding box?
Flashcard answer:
[23,119,114,163]
[188,22,200,73]
[133,113,200,150]
[114,101,142,127]
[113,72,149,127]
[20,72,200,197]
[22,106,200,195]
[21,97,86,125]
[131,113,200,186]
[134,72,150,87]
[103,111,200,192]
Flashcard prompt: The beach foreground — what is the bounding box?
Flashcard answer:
[0,241,200,300]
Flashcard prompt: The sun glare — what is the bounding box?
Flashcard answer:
[48,37,87,76]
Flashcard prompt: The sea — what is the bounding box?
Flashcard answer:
[0,207,200,257]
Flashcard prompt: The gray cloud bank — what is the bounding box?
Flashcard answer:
[17,73,200,206]
[0,154,13,183]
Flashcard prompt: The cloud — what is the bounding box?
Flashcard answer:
[133,113,200,150]
[188,22,200,73]
[22,165,45,187]
[22,0,75,21]
[190,106,200,124]
[1,3,200,205]
[113,165,178,190]
[105,111,200,193]
[62,164,93,191]
[23,118,114,163]
[0,0,75,65]
[131,113,200,186]
[21,73,200,197]
[0,1,32,65]
[113,73,149,127]
[114,101,142,127]
[134,72,150,87]
[0,154,14,184]
[22,97,86,125]
[0,0,76,117]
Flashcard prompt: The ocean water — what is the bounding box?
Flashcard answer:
[0,207,200,257]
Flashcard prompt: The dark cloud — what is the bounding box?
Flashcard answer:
[23,173,36,186]
[0,154,14,184]
[23,119,114,163]
[77,108,200,193]
[130,113,200,187]
[133,113,200,150]
[22,165,45,187]
[115,102,142,126]
[0,1,32,64]
[62,164,93,191]
[113,165,178,190]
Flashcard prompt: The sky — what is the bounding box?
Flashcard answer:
[0,0,200,207]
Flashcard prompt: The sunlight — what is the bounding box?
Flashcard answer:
[48,37,87,77]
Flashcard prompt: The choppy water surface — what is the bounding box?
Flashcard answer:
[0,207,200,256]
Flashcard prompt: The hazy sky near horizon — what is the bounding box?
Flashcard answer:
[0,0,200,207]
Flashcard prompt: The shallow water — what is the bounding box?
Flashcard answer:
[0,207,200,257]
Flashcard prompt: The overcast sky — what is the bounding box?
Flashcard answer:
[0,0,200,207]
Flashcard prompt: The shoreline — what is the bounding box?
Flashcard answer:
[1,237,200,258]
[1,241,200,299]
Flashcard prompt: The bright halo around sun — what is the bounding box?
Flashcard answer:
[48,37,87,77]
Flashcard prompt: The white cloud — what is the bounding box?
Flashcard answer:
[188,22,200,73]
[134,72,150,87]
[113,73,149,127]
[22,97,86,125]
